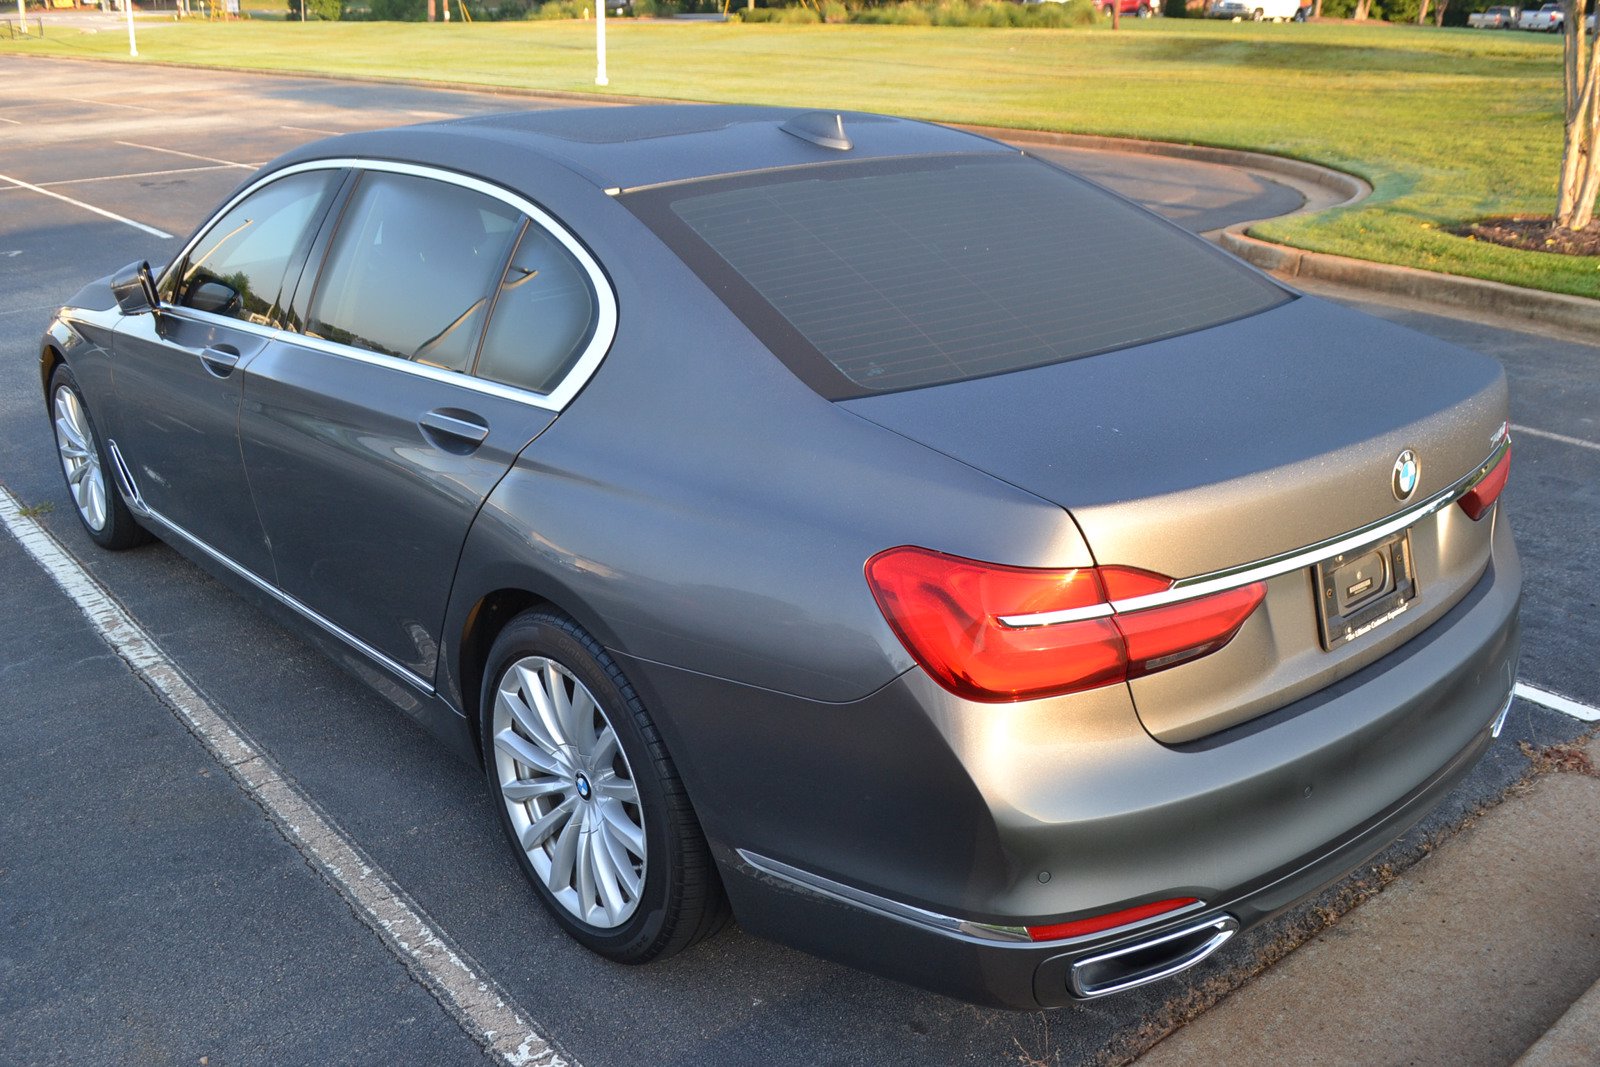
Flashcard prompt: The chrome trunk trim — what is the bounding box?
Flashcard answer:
[1001,434,1511,629]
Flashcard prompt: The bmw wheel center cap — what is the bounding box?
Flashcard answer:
[576,773,592,800]
[1392,450,1420,501]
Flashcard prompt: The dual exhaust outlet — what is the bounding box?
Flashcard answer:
[1069,916,1240,999]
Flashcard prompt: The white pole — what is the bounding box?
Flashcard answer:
[595,3,608,87]
[16,0,27,35]
[125,0,138,56]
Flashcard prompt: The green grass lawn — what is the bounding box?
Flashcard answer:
[7,19,1597,297]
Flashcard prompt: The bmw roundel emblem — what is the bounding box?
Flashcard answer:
[1392,450,1420,501]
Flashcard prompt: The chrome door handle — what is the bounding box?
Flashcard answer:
[419,409,490,447]
[199,345,241,377]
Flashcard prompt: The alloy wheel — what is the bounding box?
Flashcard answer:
[491,655,647,928]
[53,385,108,532]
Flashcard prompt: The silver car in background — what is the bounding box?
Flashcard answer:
[39,107,1519,1007]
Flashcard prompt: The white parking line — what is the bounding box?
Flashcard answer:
[0,171,173,240]
[62,96,158,112]
[0,484,573,1067]
[1515,682,1600,722]
[33,164,239,189]
[1512,424,1600,453]
[281,124,339,136]
[113,140,256,169]
[0,116,21,126]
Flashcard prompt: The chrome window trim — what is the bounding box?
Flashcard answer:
[735,848,1209,949]
[140,504,436,696]
[1000,433,1512,629]
[153,157,619,414]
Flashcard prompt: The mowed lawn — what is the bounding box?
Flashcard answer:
[6,19,1595,296]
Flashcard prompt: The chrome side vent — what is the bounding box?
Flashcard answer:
[106,440,149,516]
[780,112,852,152]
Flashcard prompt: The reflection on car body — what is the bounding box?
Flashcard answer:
[39,106,1519,1007]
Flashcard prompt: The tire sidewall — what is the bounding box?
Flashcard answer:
[480,612,677,961]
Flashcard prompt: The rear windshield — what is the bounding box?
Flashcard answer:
[625,154,1290,398]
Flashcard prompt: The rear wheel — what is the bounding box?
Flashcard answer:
[481,609,728,962]
[48,364,149,550]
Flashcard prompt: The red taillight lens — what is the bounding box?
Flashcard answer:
[1458,443,1510,521]
[1117,581,1267,677]
[864,547,1266,703]
[1026,896,1200,942]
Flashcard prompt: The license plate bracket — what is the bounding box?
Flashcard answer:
[1314,529,1417,651]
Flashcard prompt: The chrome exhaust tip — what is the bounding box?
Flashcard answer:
[1068,916,1239,999]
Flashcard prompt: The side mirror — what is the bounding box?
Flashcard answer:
[110,260,159,317]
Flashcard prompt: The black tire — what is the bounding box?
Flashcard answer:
[47,364,150,551]
[480,609,728,963]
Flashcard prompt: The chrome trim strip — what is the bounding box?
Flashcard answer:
[736,849,1031,944]
[736,849,1210,949]
[1068,916,1238,999]
[152,157,619,414]
[1000,436,1511,629]
[104,440,148,516]
[142,506,435,696]
[1490,687,1515,738]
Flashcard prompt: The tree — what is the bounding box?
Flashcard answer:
[1558,0,1600,230]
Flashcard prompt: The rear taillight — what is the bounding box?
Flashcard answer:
[1458,442,1510,521]
[864,546,1266,703]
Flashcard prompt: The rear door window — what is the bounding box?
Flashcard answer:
[474,223,600,396]
[306,171,521,373]
[625,154,1291,398]
[170,170,341,326]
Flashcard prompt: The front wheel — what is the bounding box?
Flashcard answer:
[48,364,149,550]
[482,609,728,963]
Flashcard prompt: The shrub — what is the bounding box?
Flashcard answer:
[367,0,425,17]
[288,0,343,16]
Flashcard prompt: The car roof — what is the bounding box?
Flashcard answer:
[271,105,1014,193]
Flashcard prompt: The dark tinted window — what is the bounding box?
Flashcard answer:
[475,225,598,395]
[307,172,520,372]
[629,155,1290,397]
[173,170,339,325]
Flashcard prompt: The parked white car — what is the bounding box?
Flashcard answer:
[1517,2,1563,29]
[1206,0,1303,19]
[1467,5,1519,27]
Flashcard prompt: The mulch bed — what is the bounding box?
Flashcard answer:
[1453,216,1600,257]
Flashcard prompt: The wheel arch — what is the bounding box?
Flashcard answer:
[40,343,64,405]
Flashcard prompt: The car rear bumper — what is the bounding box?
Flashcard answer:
[619,515,1520,1008]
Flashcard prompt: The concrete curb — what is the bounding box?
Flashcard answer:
[1514,976,1600,1066]
[1219,227,1600,335]
[956,124,1372,213]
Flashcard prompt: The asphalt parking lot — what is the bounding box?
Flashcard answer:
[2,56,1597,1067]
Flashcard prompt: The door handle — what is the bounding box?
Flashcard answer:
[199,345,241,377]
[419,409,490,448]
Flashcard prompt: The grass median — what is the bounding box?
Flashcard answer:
[5,18,1595,298]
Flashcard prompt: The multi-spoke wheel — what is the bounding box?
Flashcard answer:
[481,610,728,962]
[492,655,648,929]
[47,364,149,550]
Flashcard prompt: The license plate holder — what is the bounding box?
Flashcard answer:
[1314,529,1417,651]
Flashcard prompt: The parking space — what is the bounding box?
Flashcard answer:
[2,55,1597,1067]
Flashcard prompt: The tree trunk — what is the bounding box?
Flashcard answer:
[1313,0,1322,15]
[1557,0,1600,230]
[1416,0,1429,23]
[1353,0,1370,20]
[1434,0,1448,25]
[427,0,436,19]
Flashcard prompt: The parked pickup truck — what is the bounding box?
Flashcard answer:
[1467,5,1519,27]
[1518,2,1563,29]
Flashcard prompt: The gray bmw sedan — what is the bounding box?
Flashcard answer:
[38,106,1519,1008]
